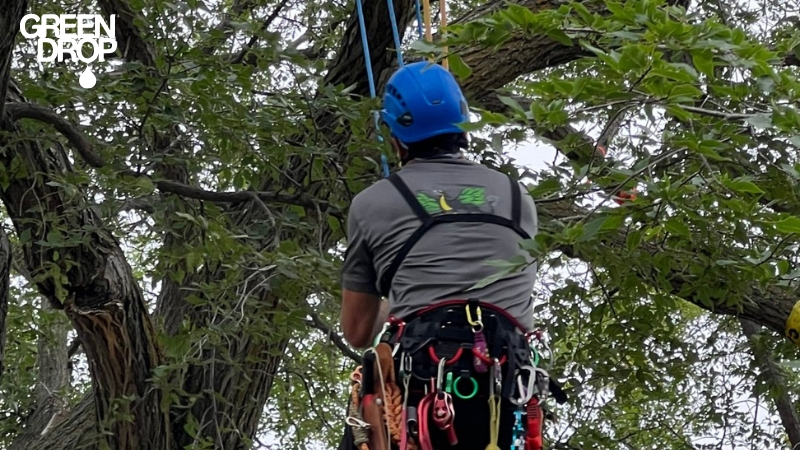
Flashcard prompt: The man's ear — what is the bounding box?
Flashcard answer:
[391,137,408,162]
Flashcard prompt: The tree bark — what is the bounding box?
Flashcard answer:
[0,227,9,383]
[10,303,71,448]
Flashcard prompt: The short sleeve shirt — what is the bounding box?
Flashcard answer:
[341,158,539,330]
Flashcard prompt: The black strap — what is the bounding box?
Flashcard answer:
[510,176,521,228]
[378,173,530,297]
[389,173,430,220]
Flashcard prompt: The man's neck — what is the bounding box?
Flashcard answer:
[404,152,464,165]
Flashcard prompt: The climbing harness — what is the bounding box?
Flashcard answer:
[342,298,567,450]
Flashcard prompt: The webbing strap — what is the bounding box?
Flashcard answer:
[378,173,530,297]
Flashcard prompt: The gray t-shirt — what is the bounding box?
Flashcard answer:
[341,157,538,330]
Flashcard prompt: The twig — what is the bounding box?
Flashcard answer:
[305,311,362,364]
[232,0,291,65]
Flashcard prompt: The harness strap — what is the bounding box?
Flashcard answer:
[379,173,531,297]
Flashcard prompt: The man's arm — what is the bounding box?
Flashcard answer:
[339,197,385,349]
[340,290,389,349]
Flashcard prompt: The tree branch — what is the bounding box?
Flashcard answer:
[4,102,332,211]
[96,0,156,66]
[2,79,172,450]
[232,0,291,64]
[538,200,797,336]
[4,103,105,168]
[306,311,362,364]
[0,0,27,119]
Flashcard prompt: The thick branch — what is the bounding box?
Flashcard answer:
[2,81,171,450]
[13,303,71,443]
[0,0,27,119]
[538,201,796,335]
[96,0,155,66]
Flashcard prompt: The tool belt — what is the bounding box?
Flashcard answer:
[342,299,567,450]
[383,299,532,399]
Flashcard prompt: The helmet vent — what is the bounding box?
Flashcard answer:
[398,113,414,126]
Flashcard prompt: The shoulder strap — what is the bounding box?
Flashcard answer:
[510,176,521,228]
[378,174,530,297]
[388,173,430,220]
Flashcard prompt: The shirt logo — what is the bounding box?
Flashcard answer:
[415,187,498,215]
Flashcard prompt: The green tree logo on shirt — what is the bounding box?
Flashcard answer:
[415,187,491,214]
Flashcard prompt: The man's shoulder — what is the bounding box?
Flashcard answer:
[350,178,397,216]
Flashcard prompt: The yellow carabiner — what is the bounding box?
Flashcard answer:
[465,305,483,328]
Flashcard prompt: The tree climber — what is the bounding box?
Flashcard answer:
[339,60,566,450]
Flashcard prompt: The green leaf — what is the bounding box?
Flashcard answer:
[498,95,525,114]
[691,50,715,77]
[409,39,440,53]
[546,29,573,46]
[470,255,527,290]
[447,54,472,79]
[529,178,562,198]
[745,113,773,129]
[664,219,690,238]
[726,179,764,194]
[774,217,800,234]
[666,105,692,122]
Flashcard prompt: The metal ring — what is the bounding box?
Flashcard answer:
[453,376,479,400]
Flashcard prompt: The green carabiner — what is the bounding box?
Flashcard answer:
[446,372,453,393]
[531,346,540,367]
[453,376,479,400]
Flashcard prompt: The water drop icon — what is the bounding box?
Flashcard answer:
[79,67,96,89]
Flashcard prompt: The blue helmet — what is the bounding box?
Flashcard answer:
[380,61,470,144]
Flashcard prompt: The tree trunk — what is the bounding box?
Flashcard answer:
[10,303,71,448]
[740,319,800,449]
[0,227,9,382]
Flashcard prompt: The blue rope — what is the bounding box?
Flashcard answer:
[414,0,424,39]
[355,0,376,99]
[386,0,404,67]
[356,0,408,178]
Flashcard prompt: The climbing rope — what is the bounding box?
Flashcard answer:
[355,0,425,178]
[354,0,452,177]
[347,355,419,450]
[439,0,449,70]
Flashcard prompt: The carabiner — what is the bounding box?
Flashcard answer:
[465,305,483,331]
[490,358,502,398]
[400,352,413,378]
[436,357,447,392]
[510,365,536,406]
